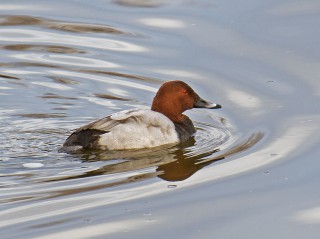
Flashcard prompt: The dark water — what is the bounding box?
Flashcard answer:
[1,0,320,238]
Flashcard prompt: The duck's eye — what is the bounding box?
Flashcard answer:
[182,90,188,94]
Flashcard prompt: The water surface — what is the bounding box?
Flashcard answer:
[1,0,320,238]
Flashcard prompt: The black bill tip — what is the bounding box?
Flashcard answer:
[211,104,222,109]
[194,96,222,109]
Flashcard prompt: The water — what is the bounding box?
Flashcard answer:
[1,0,320,238]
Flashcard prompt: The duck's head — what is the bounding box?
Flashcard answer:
[151,80,221,123]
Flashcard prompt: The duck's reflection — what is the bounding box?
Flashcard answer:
[156,149,223,181]
[57,132,263,183]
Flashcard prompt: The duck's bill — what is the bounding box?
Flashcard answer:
[194,96,222,109]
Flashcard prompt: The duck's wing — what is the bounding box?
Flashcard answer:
[75,109,141,132]
[63,109,140,148]
[74,116,119,133]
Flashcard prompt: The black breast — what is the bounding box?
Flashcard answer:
[174,116,196,142]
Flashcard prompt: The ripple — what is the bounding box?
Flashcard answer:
[48,76,79,85]
[14,113,67,119]
[12,53,119,68]
[79,69,163,84]
[139,18,186,28]
[3,44,85,54]
[0,73,20,80]
[23,163,44,168]
[0,15,136,36]
[40,93,77,100]
[50,70,158,92]
[30,81,73,91]
[94,93,132,102]
[189,121,232,157]
[114,0,165,8]
[0,29,146,52]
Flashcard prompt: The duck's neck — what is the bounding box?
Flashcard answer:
[151,101,184,123]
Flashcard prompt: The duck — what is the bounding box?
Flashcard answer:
[62,80,221,151]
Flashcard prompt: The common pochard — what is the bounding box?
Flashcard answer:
[62,80,221,150]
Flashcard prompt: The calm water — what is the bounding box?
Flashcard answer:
[1,0,320,238]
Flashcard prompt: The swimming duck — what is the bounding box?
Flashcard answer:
[62,80,221,150]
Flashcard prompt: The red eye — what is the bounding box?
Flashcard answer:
[182,90,188,94]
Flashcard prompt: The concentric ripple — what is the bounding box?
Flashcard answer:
[189,121,232,156]
[38,117,245,183]
[0,11,265,198]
